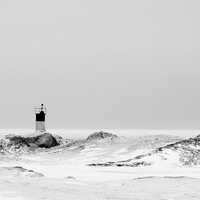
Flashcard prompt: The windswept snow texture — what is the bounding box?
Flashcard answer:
[0,166,44,177]
[89,134,200,167]
[1,130,200,199]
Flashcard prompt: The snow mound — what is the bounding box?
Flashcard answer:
[88,134,200,167]
[0,166,44,177]
[86,131,118,141]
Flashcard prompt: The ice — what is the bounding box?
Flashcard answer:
[0,129,200,199]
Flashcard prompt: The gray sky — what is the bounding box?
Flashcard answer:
[0,0,199,129]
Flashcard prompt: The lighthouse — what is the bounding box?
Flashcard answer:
[35,104,47,132]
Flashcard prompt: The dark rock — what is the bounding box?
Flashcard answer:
[34,133,58,148]
[6,136,29,147]
[88,160,151,167]
[6,133,59,149]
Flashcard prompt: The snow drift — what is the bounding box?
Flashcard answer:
[88,134,200,167]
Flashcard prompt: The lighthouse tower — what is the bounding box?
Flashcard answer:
[35,104,47,132]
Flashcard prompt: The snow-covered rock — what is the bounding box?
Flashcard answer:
[0,133,59,154]
[86,131,118,141]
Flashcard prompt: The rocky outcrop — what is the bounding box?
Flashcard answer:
[5,133,59,149]
[86,131,118,141]
[33,133,59,148]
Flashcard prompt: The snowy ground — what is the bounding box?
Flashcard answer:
[1,168,200,200]
[0,129,200,200]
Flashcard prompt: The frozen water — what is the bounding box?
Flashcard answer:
[0,129,200,200]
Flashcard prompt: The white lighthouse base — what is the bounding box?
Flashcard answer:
[35,121,46,132]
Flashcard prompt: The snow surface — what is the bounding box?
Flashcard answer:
[0,129,200,200]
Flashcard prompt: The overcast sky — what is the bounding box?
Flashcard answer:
[0,0,199,129]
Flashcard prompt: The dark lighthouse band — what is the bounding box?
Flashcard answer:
[35,104,47,132]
